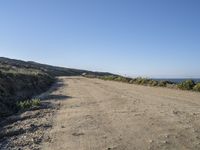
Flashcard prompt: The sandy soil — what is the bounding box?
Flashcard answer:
[41,76,200,150]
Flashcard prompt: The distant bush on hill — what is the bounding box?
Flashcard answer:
[148,80,159,86]
[85,75,176,88]
[178,80,195,90]
[193,83,200,92]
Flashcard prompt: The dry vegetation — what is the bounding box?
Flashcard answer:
[0,64,54,118]
[84,75,200,92]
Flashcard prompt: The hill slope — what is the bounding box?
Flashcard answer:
[0,57,115,117]
[0,57,114,77]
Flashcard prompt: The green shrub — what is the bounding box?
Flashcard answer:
[92,75,198,92]
[178,80,195,90]
[129,79,135,84]
[102,75,117,81]
[158,80,175,87]
[32,98,41,106]
[149,80,159,86]
[158,81,167,87]
[16,99,41,110]
[113,77,124,82]
[135,78,143,84]
[114,76,123,81]
[193,83,200,92]
[134,78,151,85]
[140,79,146,85]
[141,79,151,85]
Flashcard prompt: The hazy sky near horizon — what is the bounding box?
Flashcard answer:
[0,0,200,78]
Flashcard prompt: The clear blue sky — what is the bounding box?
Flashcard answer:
[0,0,200,78]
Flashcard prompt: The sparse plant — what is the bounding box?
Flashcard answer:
[32,98,41,106]
[16,99,41,110]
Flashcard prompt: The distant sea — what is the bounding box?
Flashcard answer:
[153,78,200,83]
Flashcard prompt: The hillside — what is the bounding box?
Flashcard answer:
[0,57,115,118]
[0,57,114,77]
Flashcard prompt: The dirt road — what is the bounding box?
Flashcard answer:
[42,76,200,150]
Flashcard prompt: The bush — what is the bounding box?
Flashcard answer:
[98,75,133,83]
[90,75,199,92]
[16,99,41,110]
[178,80,195,90]
[134,78,151,85]
[135,78,143,84]
[129,79,136,84]
[193,83,200,92]
[102,75,117,81]
[158,81,167,87]
[112,76,126,82]
[149,80,159,86]
[32,98,41,106]
[140,79,149,85]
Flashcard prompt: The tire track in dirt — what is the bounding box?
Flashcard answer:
[42,77,200,150]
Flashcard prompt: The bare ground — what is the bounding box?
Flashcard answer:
[43,77,200,150]
[1,76,200,150]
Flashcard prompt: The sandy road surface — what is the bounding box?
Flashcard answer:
[42,77,200,150]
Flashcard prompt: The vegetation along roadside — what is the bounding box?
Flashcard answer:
[84,74,200,92]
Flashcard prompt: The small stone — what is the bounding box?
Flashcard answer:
[30,124,36,128]
[164,134,169,138]
[72,132,84,136]
[192,129,196,133]
[162,140,169,144]
[102,135,107,139]
[149,139,153,143]
[172,110,178,114]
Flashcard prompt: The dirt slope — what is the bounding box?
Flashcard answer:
[42,76,200,150]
